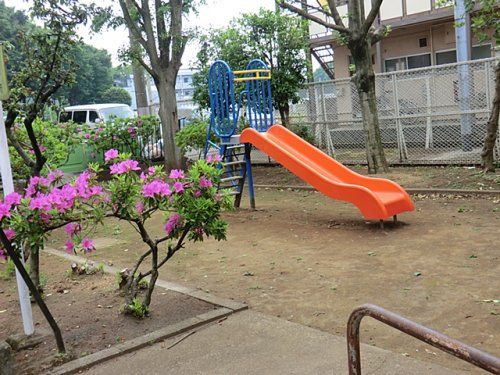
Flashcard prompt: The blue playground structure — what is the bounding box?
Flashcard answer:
[205,59,274,209]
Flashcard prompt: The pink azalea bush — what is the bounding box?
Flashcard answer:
[0,150,231,315]
[104,151,231,316]
[0,168,105,287]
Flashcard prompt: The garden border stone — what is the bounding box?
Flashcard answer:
[254,184,500,196]
[43,247,247,374]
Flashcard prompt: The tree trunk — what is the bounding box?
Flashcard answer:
[156,77,183,170]
[278,103,290,127]
[128,29,150,116]
[351,40,388,174]
[481,61,500,173]
[28,244,42,294]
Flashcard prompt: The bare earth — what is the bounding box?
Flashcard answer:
[251,164,500,191]
[0,254,215,374]
[49,183,500,373]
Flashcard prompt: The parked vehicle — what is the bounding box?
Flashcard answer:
[59,103,135,125]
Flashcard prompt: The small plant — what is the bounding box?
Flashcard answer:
[124,298,149,319]
[138,279,149,290]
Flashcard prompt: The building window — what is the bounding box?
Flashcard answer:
[472,44,491,60]
[385,57,407,72]
[436,44,492,65]
[408,53,431,69]
[419,38,427,48]
[436,50,456,65]
[183,77,189,83]
[384,53,431,72]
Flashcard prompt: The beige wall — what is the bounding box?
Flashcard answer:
[333,21,492,79]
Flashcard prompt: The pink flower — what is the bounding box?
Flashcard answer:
[0,249,6,260]
[214,193,222,202]
[110,160,141,175]
[28,195,52,212]
[169,169,184,179]
[141,180,171,198]
[136,201,144,214]
[207,154,222,163]
[164,213,182,235]
[39,146,46,153]
[194,190,202,198]
[194,227,204,236]
[4,228,15,241]
[84,133,90,139]
[64,241,74,253]
[148,167,155,174]
[64,223,80,236]
[81,238,94,253]
[199,177,213,189]
[104,149,119,162]
[173,181,184,193]
[4,192,21,207]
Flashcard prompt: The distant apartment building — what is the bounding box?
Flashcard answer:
[309,0,496,79]
[118,69,197,117]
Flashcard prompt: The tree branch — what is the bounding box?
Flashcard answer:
[326,0,346,29]
[155,0,169,63]
[278,1,349,34]
[5,124,35,168]
[119,0,150,54]
[361,0,383,38]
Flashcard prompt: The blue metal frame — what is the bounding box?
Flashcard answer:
[207,60,237,140]
[245,59,273,132]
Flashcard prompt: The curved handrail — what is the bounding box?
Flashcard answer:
[347,304,500,374]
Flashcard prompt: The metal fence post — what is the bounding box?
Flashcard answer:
[425,76,433,149]
[320,82,327,148]
[391,74,408,160]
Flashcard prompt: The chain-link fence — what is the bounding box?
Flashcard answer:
[288,58,499,165]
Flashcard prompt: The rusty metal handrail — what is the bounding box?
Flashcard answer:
[347,304,500,374]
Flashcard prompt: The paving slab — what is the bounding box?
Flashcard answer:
[86,310,466,375]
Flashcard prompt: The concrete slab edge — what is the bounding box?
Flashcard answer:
[254,184,500,196]
[44,247,248,313]
[49,307,234,375]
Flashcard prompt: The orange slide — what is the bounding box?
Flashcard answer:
[240,125,414,220]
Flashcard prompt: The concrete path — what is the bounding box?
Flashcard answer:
[87,310,465,375]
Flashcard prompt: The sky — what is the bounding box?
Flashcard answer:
[5,0,275,68]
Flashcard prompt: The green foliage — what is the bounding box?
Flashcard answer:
[467,0,499,45]
[175,119,214,154]
[9,118,80,181]
[81,115,161,163]
[99,86,132,106]
[192,9,307,118]
[57,44,114,105]
[0,259,16,281]
[124,298,149,319]
[291,124,316,146]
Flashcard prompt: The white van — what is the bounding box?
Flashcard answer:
[59,103,135,125]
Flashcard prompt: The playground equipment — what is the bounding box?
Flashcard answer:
[205,59,414,221]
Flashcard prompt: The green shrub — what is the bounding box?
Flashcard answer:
[291,124,316,146]
[99,87,132,106]
[81,115,161,163]
[175,119,216,155]
[8,118,80,181]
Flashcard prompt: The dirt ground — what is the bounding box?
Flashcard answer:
[251,164,500,191]
[0,253,215,374]
[47,187,500,374]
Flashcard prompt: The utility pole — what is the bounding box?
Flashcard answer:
[0,44,34,336]
[454,0,473,151]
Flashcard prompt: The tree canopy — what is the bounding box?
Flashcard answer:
[0,1,114,106]
[100,86,132,106]
[192,8,308,127]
